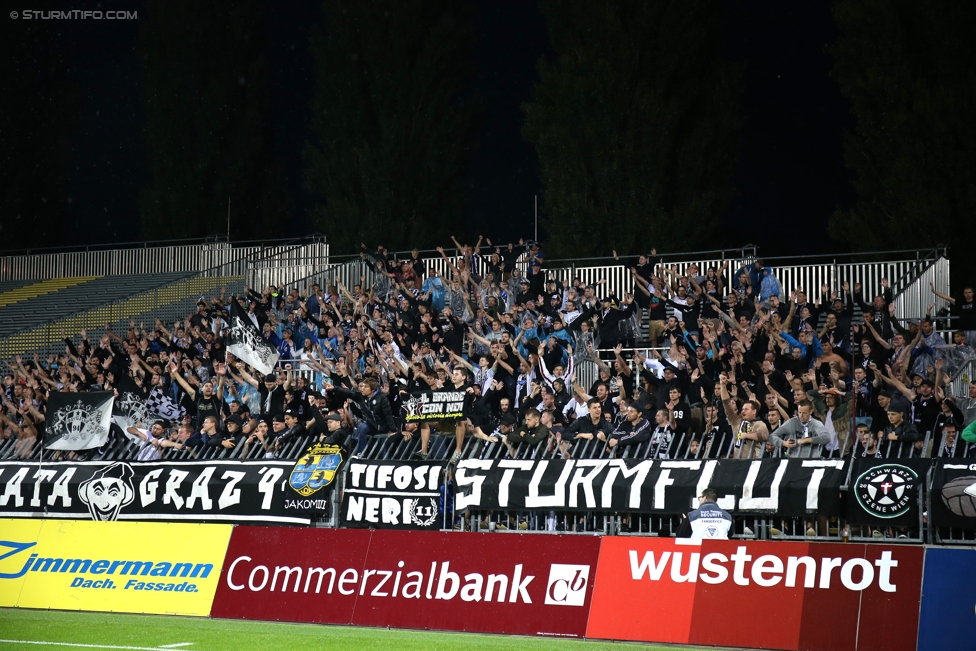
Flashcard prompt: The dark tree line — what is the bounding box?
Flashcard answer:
[523,0,743,259]
[303,0,481,252]
[4,0,974,281]
[0,20,82,249]
[829,0,976,286]
[138,0,290,241]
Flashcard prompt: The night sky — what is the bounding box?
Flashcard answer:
[25,0,853,256]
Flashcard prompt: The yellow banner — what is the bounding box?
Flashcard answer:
[0,519,231,616]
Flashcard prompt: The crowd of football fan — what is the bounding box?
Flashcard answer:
[3,237,976,464]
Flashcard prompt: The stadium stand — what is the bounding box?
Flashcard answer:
[1,238,973,542]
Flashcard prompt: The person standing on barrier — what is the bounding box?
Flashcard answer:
[677,488,732,541]
[720,373,769,459]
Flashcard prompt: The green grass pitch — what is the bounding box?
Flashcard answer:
[0,609,722,651]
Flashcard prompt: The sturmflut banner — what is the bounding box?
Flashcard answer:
[342,460,447,529]
[454,458,847,516]
[0,460,322,525]
[44,391,114,450]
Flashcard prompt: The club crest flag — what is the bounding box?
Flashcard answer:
[112,376,151,437]
[227,300,279,375]
[44,391,114,450]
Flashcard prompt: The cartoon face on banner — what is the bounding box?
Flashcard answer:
[78,462,135,521]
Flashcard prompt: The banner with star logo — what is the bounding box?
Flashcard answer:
[847,458,929,527]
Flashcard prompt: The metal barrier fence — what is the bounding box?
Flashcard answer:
[0,236,328,282]
[1,423,937,539]
[282,247,947,329]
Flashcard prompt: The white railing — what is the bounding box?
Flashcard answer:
[0,238,329,282]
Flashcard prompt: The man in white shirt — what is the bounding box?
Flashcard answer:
[126,421,184,461]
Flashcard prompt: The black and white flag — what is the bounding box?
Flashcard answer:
[227,300,279,375]
[146,386,184,422]
[44,391,114,450]
[113,376,152,438]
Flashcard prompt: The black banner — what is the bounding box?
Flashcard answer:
[400,390,466,422]
[454,458,847,516]
[0,459,333,525]
[341,460,447,529]
[847,458,929,527]
[931,459,976,529]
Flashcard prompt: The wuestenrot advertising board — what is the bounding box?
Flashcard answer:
[211,526,601,638]
[586,537,923,651]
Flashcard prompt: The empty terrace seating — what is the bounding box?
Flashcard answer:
[0,272,193,339]
[0,276,100,309]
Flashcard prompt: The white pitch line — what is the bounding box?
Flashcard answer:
[0,640,204,651]
[159,645,193,649]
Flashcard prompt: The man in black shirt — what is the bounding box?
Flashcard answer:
[257,373,287,418]
[330,376,396,459]
[563,398,614,457]
[931,283,976,346]
[912,379,940,440]
[317,412,352,448]
[607,404,652,455]
[273,409,309,452]
[168,360,222,428]
[583,295,637,351]
[666,386,691,441]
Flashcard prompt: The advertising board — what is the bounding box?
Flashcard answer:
[917,547,976,651]
[586,537,923,651]
[211,526,601,638]
[0,518,231,615]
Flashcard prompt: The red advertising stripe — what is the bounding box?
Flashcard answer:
[585,537,697,644]
[587,538,924,651]
[353,530,601,637]
[687,540,809,651]
[211,526,372,625]
[211,526,600,638]
[851,544,922,651]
